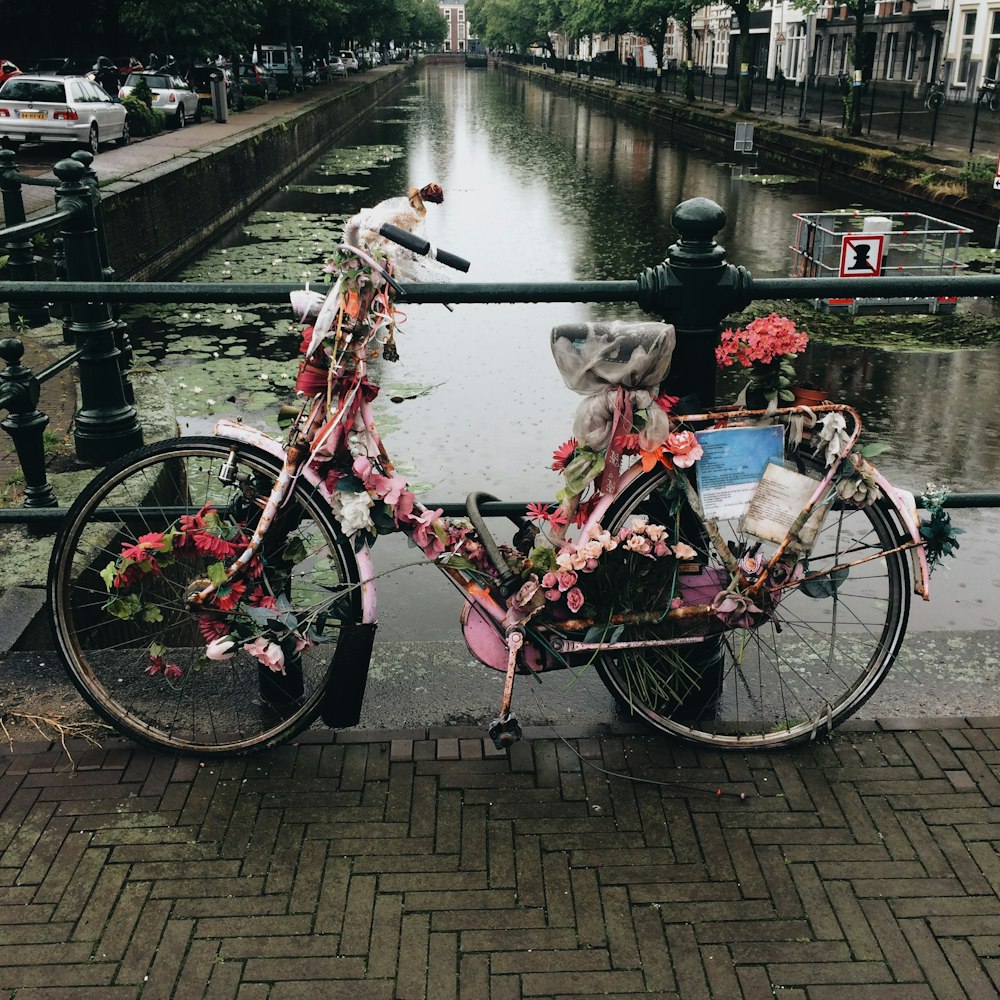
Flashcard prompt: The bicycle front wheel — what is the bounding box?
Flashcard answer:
[596,467,911,749]
[927,91,944,111]
[48,437,361,755]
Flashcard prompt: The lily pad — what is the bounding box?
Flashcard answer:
[316,144,404,177]
[737,174,807,186]
[283,184,370,196]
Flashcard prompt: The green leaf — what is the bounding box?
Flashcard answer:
[207,562,229,586]
[99,561,117,592]
[860,442,890,458]
[141,605,164,623]
[283,537,308,565]
[105,593,143,621]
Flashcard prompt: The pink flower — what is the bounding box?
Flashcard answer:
[566,587,584,613]
[556,570,578,592]
[653,541,670,558]
[163,662,184,680]
[544,588,561,602]
[714,591,763,630]
[411,507,445,560]
[664,431,703,468]
[510,575,544,615]
[672,542,698,560]
[145,655,163,676]
[243,637,286,674]
[541,572,558,589]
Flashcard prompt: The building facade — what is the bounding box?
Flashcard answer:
[439,2,468,53]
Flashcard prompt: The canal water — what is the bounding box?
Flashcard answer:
[128,65,1000,644]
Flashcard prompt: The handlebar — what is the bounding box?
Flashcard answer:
[379,223,471,273]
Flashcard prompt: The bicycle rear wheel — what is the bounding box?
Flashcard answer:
[48,437,361,755]
[596,466,911,749]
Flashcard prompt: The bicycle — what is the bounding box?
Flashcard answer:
[47,227,940,757]
[924,79,946,111]
[977,76,1000,112]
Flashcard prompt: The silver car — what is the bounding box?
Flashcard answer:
[119,72,202,128]
[0,74,128,153]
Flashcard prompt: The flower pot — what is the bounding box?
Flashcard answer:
[791,386,828,407]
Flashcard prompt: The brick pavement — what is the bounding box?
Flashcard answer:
[2,719,1000,998]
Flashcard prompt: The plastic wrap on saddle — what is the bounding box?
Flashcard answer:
[550,321,676,450]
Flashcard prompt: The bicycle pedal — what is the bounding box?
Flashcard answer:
[488,713,522,750]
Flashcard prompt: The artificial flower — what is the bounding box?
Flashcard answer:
[206,637,237,661]
[551,438,578,471]
[243,637,286,674]
[664,431,703,468]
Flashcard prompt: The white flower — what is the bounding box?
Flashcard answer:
[814,413,851,468]
[206,399,216,407]
[335,490,375,536]
[205,637,236,661]
[192,386,202,394]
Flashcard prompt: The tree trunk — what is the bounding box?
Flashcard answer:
[737,10,752,112]
[849,6,866,135]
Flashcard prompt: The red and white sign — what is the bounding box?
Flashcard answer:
[839,234,885,278]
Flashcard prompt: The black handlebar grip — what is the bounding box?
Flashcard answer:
[379,223,430,255]
[434,248,471,272]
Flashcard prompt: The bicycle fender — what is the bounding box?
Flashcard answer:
[213,419,379,622]
[876,476,930,601]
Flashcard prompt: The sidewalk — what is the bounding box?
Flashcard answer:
[3,718,1000,997]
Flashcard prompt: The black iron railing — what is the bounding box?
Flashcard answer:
[1,193,999,522]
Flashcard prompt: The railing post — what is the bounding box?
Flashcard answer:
[0,337,57,508]
[71,150,136,405]
[0,148,51,329]
[53,157,143,464]
[635,197,752,408]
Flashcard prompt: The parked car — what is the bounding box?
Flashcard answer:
[0,74,129,152]
[0,59,21,87]
[328,56,347,79]
[255,45,304,91]
[112,56,144,84]
[240,63,278,100]
[119,71,202,128]
[61,56,121,95]
[28,57,74,75]
[187,65,244,112]
[339,50,359,73]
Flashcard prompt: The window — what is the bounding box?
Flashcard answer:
[458,9,464,19]
[988,11,1000,80]
[958,11,976,83]
[903,31,917,80]
[883,32,898,78]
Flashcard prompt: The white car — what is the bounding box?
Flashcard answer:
[0,74,128,153]
[328,57,348,78]
[119,72,202,128]
[339,50,359,73]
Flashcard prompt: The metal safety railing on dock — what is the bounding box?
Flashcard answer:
[2,194,1000,523]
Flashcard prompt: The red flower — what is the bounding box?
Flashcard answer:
[551,438,578,471]
[653,394,680,413]
[192,531,236,559]
[212,579,246,612]
[613,432,641,455]
[198,615,231,643]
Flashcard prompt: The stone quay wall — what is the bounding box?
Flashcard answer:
[102,65,417,281]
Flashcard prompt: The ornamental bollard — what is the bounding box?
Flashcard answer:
[636,196,752,408]
[71,150,136,405]
[0,337,57,509]
[53,158,143,463]
[0,148,51,329]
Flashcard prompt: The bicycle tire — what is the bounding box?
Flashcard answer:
[594,464,911,749]
[48,436,361,756]
[990,92,1000,113]
[926,91,944,111]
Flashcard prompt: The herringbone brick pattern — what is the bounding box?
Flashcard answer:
[2,720,1000,998]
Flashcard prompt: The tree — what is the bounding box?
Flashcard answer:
[729,0,759,112]
[120,0,264,62]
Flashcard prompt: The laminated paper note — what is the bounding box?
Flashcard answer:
[741,463,829,550]
[694,425,786,521]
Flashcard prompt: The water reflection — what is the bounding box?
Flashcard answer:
[131,65,999,630]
